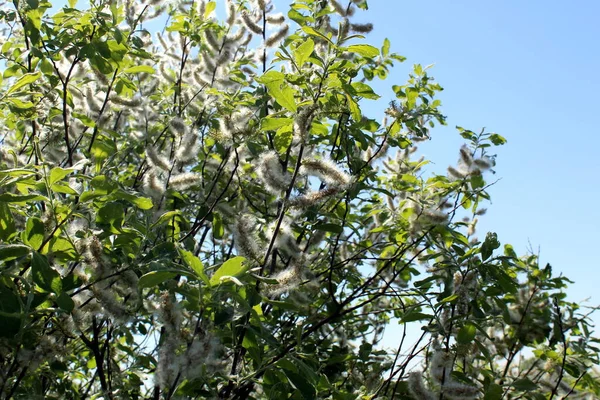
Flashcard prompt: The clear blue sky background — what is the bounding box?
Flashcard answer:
[352,0,600,336]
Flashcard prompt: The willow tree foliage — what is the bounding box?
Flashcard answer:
[0,0,598,398]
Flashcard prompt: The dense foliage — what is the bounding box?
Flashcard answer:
[0,0,598,399]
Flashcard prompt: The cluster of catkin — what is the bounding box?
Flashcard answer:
[408,348,480,400]
[152,292,224,389]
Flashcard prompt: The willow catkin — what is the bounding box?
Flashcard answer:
[288,186,342,209]
[266,13,285,25]
[330,0,347,16]
[204,28,221,52]
[232,215,262,262]
[350,22,373,33]
[226,0,236,26]
[201,51,216,72]
[241,11,263,35]
[408,371,436,400]
[145,146,172,171]
[429,350,452,384]
[459,144,473,167]
[292,104,318,142]
[442,381,480,400]
[169,117,187,137]
[300,157,351,188]
[143,169,166,198]
[272,220,301,258]
[175,133,199,165]
[227,27,247,42]
[473,156,493,170]
[255,0,266,11]
[265,25,289,48]
[256,151,289,193]
[169,172,202,190]
[447,165,466,179]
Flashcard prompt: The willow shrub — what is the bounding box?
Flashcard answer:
[0,0,598,399]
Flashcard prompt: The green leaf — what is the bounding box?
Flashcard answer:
[457,322,477,344]
[213,213,224,239]
[261,117,292,131]
[51,182,79,195]
[123,65,155,74]
[72,112,96,128]
[351,82,380,100]
[347,44,379,58]
[484,383,503,400]
[179,249,209,284]
[32,252,62,293]
[457,126,475,140]
[256,70,285,85]
[358,342,372,361]
[152,211,183,227]
[50,237,77,261]
[481,232,500,261]
[90,135,117,171]
[489,133,507,146]
[6,98,35,112]
[400,312,433,323]
[0,282,22,338]
[439,294,459,304]
[382,38,390,57]
[0,193,47,204]
[276,358,298,373]
[512,378,537,391]
[107,40,127,62]
[112,190,153,210]
[293,38,314,66]
[23,217,44,250]
[274,128,293,153]
[0,203,15,241]
[210,256,247,286]
[56,292,75,312]
[138,271,177,289]
[301,26,333,44]
[273,85,297,112]
[26,9,42,30]
[0,168,36,178]
[346,94,361,121]
[406,87,419,108]
[204,1,216,18]
[487,266,518,294]
[6,72,41,95]
[0,244,30,262]
[470,173,485,189]
[49,166,72,185]
[96,202,124,233]
[257,71,298,112]
[79,191,104,203]
[314,223,343,234]
[285,370,316,400]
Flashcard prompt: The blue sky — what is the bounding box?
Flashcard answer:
[352,0,600,332]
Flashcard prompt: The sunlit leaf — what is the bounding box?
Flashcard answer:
[210,257,247,287]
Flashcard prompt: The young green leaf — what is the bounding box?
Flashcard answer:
[23,217,45,250]
[179,249,209,284]
[293,38,314,67]
[6,72,41,95]
[138,271,177,289]
[210,256,247,286]
[31,252,62,293]
[347,44,379,58]
[123,65,156,74]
